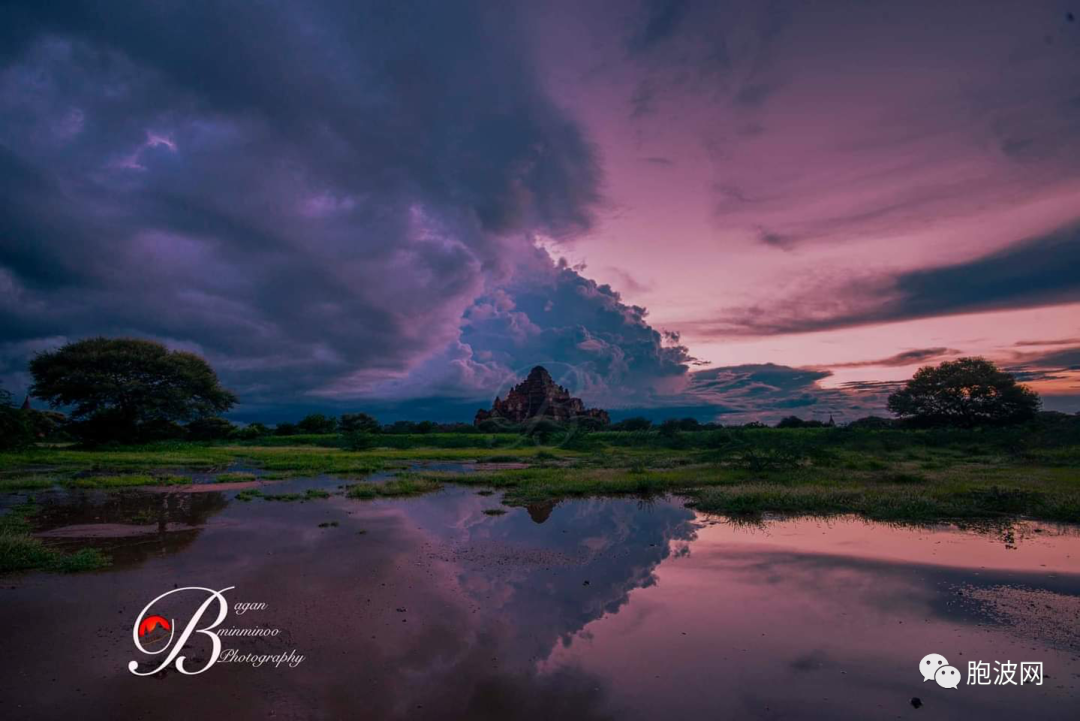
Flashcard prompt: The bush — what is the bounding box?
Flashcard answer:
[235,422,270,440]
[339,412,380,434]
[0,388,34,450]
[441,422,480,434]
[847,416,897,430]
[186,417,237,441]
[297,413,338,434]
[384,420,418,434]
[478,417,520,434]
[658,418,701,436]
[776,416,826,429]
[25,409,68,440]
[611,416,652,432]
[343,432,378,450]
[571,416,608,432]
[274,422,299,436]
[68,411,186,444]
[558,425,602,451]
[135,419,189,442]
[523,418,563,443]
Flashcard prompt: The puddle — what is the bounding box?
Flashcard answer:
[1,473,1078,720]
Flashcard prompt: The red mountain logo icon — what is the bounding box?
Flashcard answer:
[138,615,171,638]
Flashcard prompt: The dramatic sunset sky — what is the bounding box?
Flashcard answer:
[2,1,1079,422]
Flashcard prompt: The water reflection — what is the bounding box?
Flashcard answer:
[16,488,229,566]
[0,484,1077,720]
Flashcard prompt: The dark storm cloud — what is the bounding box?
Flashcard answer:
[1005,343,1080,388]
[0,0,610,407]
[699,224,1080,336]
[1014,346,1080,370]
[659,363,892,424]
[326,246,696,410]
[817,348,958,369]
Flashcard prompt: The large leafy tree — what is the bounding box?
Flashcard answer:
[887,357,1040,427]
[29,338,236,442]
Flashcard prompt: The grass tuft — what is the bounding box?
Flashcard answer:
[215,471,257,482]
[346,476,443,499]
[0,475,59,491]
[0,502,110,574]
[67,474,190,488]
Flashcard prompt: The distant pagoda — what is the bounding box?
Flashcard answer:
[474,366,610,426]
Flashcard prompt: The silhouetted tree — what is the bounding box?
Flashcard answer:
[846,416,897,430]
[339,412,380,434]
[274,422,298,436]
[887,357,1040,427]
[29,338,236,444]
[611,416,652,432]
[235,422,270,440]
[384,420,418,434]
[659,417,700,436]
[297,413,338,434]
[776,416,825,429]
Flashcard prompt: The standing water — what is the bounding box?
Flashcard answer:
[1,477,1077,720]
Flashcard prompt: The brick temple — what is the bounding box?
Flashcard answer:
[474,366,610,425]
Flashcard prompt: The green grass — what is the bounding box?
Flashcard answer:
[411,459,1080,523]
[66,474,191,488]
[414,465,751,504]
[345,476,443,499]
[214,471,257,482]
[2,422,1078,523]
[0,501,109,574]
[687,483,1078,523]
[0,475,59,491]
[0,441,580,477]
[235,488,331,502]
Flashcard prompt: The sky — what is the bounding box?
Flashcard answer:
[1,0,1078,423]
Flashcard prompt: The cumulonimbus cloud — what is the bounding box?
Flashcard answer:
[0,0,664,410]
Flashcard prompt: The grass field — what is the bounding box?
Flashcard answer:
[2,422,1078,528]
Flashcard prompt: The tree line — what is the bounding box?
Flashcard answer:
[0,338,1050,448]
